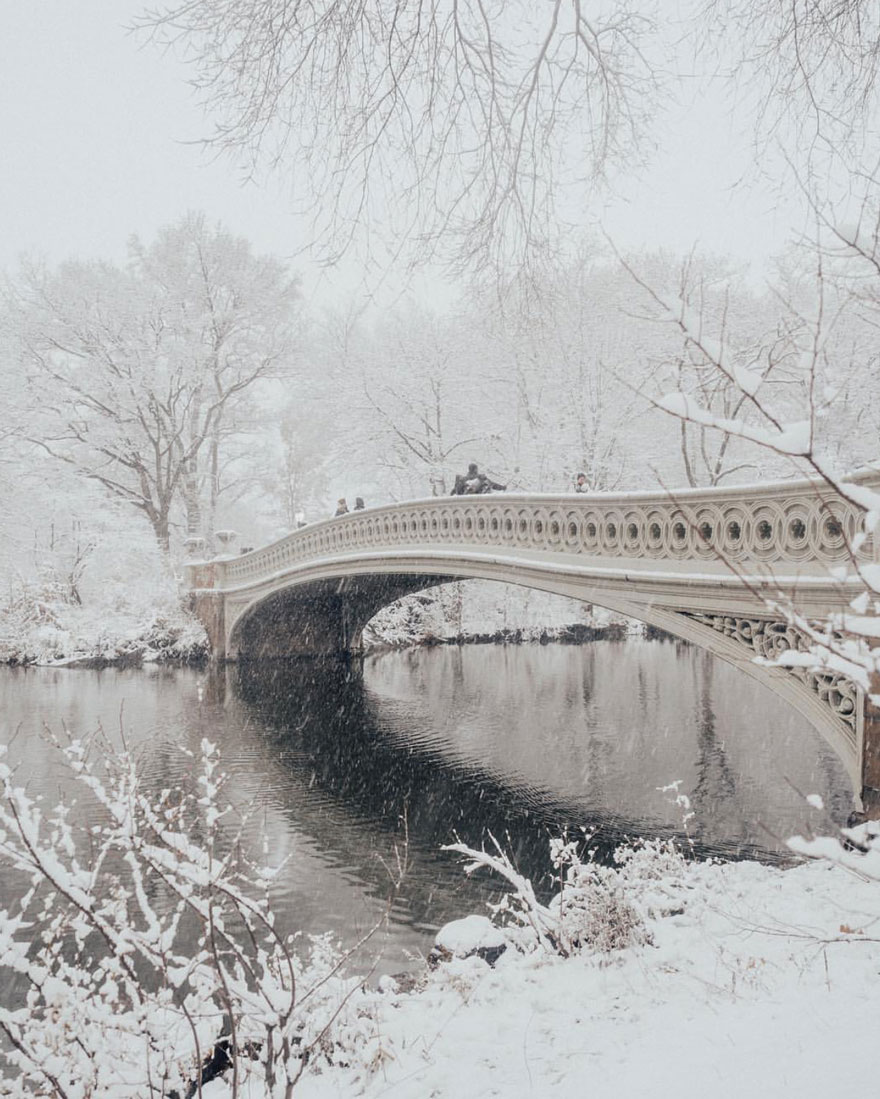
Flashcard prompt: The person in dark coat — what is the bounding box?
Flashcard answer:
[452,463,505,495]
[574,472,588,492]
[354,497,365,510]
[467,462,505,494]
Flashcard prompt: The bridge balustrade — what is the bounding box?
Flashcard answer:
[207,471,879,592]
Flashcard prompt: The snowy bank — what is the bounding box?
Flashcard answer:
[286,853,880,1099]
[363,579,637,650]
[2,731,878,1099]
[0,585,207,666]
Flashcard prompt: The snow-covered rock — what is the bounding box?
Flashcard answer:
[429,914,508,967]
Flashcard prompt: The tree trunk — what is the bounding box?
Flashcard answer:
[155,517,171,554]
[183,455,202,538]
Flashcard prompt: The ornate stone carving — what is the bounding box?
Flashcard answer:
[218,473,878,588]
[680,611,859,746]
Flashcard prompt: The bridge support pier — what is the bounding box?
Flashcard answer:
[860,676,880,817]
[190,591,227,659]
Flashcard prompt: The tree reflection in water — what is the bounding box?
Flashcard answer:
[0,643,854,970]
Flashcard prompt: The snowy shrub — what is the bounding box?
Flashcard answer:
[611,838,693,918]
[789,819,880,881]
[0,578,66,632]
[362,580,629,650]
[547,846,649,955]
[0,735,385,1097]
[0,595,208,665]
[443,834,689,959]
[122,614,209,663]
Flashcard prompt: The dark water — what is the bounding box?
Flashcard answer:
[0,640,854,972]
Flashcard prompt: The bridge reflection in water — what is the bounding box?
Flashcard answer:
[0,647,853,971]
[229,644,851,861]
[209,644,852,965]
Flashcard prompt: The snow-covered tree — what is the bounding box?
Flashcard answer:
[356,304,501,497]
[140,0,660,273]
[260,400,333,529]
[623,250,816,486]
[6,213,301,553]
[472,256,654,492]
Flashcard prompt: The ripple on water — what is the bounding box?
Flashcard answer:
[0,642,854,972]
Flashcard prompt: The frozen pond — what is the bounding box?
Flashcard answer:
[0,639,853,973]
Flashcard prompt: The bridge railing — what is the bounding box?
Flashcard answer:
[188,469,880,591]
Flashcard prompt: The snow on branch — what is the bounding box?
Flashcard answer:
[0,734,392,1095]
[655,394,812,456]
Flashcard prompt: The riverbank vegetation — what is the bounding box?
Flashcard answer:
[1,736,877,1097]
[0,563,635,667]
[0,491,207,667]
[362,581,633,652]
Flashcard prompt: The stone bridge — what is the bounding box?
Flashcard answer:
[185,471,880,809]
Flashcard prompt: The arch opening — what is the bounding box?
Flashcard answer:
[221,563,861,803]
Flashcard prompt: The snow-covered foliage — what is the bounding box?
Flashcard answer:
[3,739,880,1098]
[0,736,391,1096]
[0,587,206,667]
[311,254,710,504]
[0,462,207,665]
[3,214,301,556]
[623,241,880,702]
[0,566,206,667]
[362,580,633,650]
[789,817,880,880]
[443,834,687,958]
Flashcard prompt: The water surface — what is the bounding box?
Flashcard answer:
[0,640,853,971]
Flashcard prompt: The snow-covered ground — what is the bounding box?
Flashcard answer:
[313,860,880,1097]
[210,841,880,1099]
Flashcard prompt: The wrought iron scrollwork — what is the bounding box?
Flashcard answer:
[680,611,859,746]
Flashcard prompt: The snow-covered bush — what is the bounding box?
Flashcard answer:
[363,580,632,650]
[443,834,688,959]
[0,588,207,666]
[0,735,384,1097]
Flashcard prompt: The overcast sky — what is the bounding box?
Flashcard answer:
[2,1,809,304]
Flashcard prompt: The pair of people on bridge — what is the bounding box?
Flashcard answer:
[451,463,506,496]
[334,497,365,516]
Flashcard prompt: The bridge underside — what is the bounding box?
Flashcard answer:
[223,573,454,660]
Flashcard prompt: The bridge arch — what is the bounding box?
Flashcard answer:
[186,475,880,808]
[216,556,862,797]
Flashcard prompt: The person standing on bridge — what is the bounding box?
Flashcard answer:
[574,472,589,493]
[354,497,365,510]
[334,498,349,516]
[451,463,506,495]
